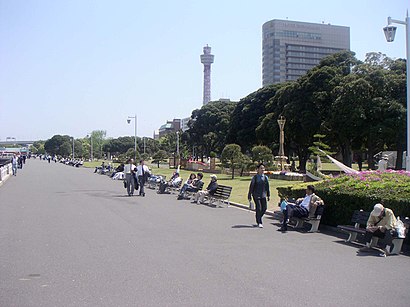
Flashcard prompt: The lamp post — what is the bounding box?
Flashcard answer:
[176,131,180,157]
[127,115,137,161]
[72,137,75,160]
[277,116,286,171]
[384,11,410,171]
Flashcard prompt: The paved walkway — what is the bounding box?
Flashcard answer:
[1,159,409,307]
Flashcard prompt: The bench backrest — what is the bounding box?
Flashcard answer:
[213,185,232,199]
[351,210,370,228]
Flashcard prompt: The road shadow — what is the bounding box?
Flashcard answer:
[231,224,257,229]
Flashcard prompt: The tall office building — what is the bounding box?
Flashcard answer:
[262,19,350,86]
[200,45,214,105]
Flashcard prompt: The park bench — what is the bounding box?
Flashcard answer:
[273,207,324,233]
[206,185,233,207]
[337,209,410,255]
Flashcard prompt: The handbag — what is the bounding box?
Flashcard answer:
[123,180,127,189]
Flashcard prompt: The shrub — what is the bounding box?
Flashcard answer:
[277,170,410,226]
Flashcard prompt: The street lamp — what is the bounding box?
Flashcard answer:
[277,116,287,171]
[127,115,137,161]
[176,131,180,157]
[384,12,410,171]
[72,137,75,159]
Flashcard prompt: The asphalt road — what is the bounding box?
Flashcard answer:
[1,159,410,307]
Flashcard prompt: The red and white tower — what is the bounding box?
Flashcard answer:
[200,45,214,105]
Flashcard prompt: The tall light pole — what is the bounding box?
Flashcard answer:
[277,116,286,171]
[384,11,410,171]
[176,131,180,158]
[127,115,137,161]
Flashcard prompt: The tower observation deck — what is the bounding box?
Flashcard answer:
[200,45,214,105]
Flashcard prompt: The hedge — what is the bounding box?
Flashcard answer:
[277,170,410,227]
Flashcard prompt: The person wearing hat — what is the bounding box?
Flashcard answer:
[193,174,218,204]
[359,203,397,255]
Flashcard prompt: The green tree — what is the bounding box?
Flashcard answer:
[187,100,237,158]
[251,145,273,165]
[44,135,72,156]
[103,136,134,155]
[152,150,168,168]
[91,130,106,159]
[227,84,282,152]
[221,144,242,179]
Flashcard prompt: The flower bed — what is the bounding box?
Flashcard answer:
[318,170,410,200]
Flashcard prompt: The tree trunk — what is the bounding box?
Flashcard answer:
[297,150,309,173]
[340,142,352,167]
[395,141,404,170]
[231,165,235,179]
[157,161,160,168]
[367,140,375,170]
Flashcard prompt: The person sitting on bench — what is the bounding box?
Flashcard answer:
[193,174,218,204]
[177,172,203,200]
[278,185,323,232]
[158,172,182,194]
[358,203,397,256]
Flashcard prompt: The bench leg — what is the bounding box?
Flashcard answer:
[294,219,304,228]
[307,220,320,233]
[390,239,404,255]
[345,232,358,243]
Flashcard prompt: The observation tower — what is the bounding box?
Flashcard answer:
[200,45,214,105]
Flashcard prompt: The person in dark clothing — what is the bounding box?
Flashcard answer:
[193,174,218,204]
[248,163,270,228]
[357,154,363,171]
[177,173,204,199]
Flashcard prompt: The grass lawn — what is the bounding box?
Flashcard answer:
[83,160,120,169]
[148,164,296,211]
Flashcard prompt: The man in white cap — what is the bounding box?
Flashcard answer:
[359,203,397,255]
[193,174,218,204]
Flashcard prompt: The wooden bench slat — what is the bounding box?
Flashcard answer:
[207,185,232,207]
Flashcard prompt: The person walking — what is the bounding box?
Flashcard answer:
[124,159,136,196]
[136,160,150,197]
[11,154,18,176]
[248,163,270,228]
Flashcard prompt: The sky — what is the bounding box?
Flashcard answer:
[0,0,408,141]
